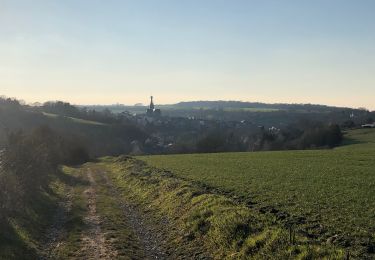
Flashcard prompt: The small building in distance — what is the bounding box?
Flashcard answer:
[146,96,161,117]
[362,123,375,128]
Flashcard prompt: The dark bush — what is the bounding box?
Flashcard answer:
[64,145,90,165]
[197,132,226,153]
[0,126,90,222]
[298,124,343,149]
[342,120,356,129]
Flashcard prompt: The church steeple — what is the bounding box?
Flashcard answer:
[150,96,155,110]
[146,96,161,117]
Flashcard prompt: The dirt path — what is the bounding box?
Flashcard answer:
[41,186,73,259]
[42,165,169,259]
[101,169,167,259]
[80,168,118,259]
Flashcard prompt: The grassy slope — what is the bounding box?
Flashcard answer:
[103,156,343,259]
[42,112,106,126]
[139,129,375,256]
[0,172,67,259]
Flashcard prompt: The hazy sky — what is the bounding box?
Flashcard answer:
[1,0,374,109]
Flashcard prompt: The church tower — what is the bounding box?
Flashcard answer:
[149,96,155,110]
[146,96,161,117]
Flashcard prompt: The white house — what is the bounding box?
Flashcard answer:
[361,123,375,128]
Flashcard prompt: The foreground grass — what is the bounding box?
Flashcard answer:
[139,129,375,258]
[0,193,56,259]
[0,170,69,259]
[51,166,89,259]
[102,156,344,259]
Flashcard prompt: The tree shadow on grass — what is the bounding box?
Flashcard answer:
[339,132,366,148]
[0,221,38,260]
[55,168,89,187]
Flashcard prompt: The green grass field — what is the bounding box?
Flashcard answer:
[42,112,106,126]
[139,129,375,255]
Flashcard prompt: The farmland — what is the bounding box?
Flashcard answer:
[1,128,374,259]
[140,129,375,256]
[42,112,107,126]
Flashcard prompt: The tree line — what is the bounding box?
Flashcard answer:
[0,126,89,225]
[179,122,344,153]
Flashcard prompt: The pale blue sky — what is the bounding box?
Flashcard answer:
[0,0,374,109]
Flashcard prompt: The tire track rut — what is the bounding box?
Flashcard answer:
[100,169,168,259]
[41,186,72,259]
[80,168,118,259]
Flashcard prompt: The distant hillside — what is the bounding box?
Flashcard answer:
[1,97,373,156]
[84,100,374,128]
[87,100,370,114]
[174,100,356,112]
[0,98,148,157]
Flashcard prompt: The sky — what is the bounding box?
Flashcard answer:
[0,0,374,109]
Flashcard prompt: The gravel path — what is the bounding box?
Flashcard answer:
[80,168,118,259]
[41,165,169,259]
[40,186,72,259]
[101,169,168,259]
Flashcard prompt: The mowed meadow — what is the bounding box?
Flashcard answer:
[139,129,375,254]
